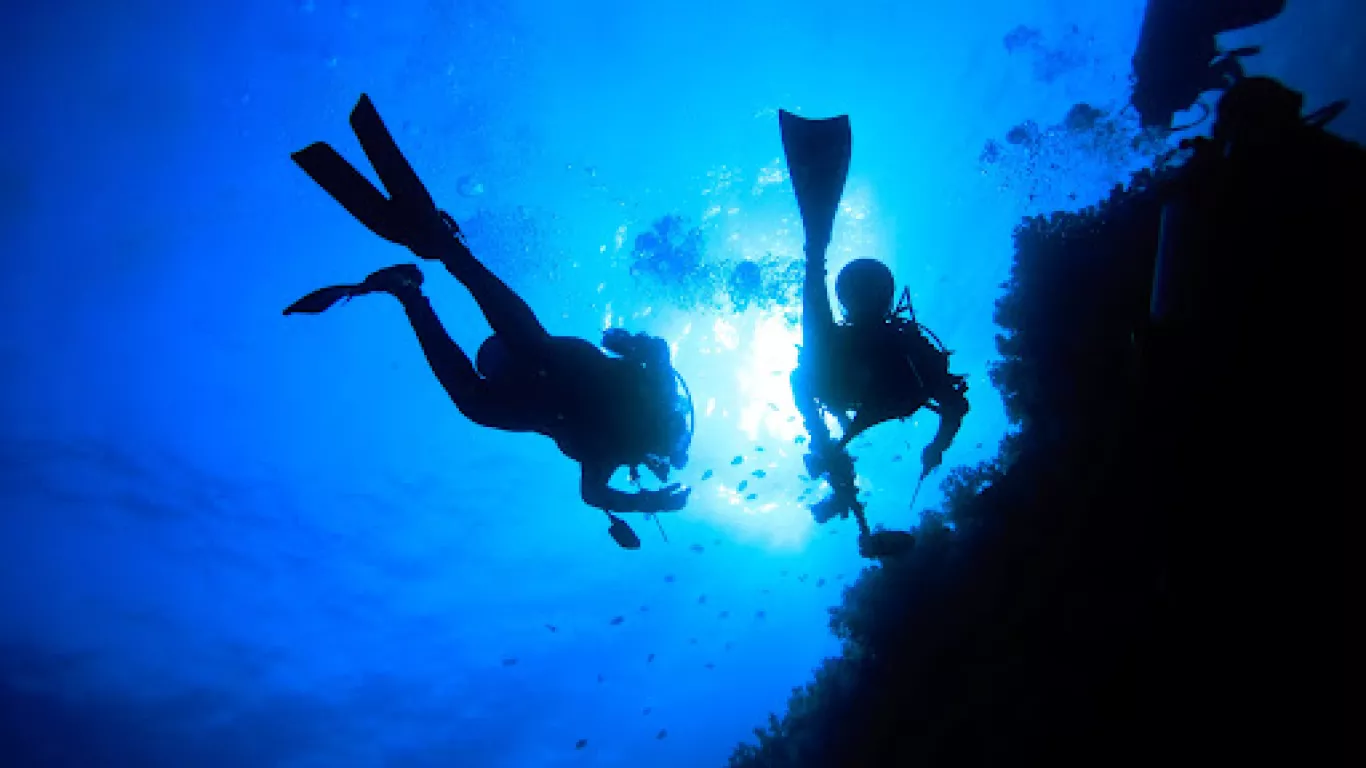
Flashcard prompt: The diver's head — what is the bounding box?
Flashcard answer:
[836,259,896,324]
[602,329,694,477]
[1214,76,1305,148]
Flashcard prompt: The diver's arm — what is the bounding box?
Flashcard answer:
[925,384,970,455]
[579,462,689,513]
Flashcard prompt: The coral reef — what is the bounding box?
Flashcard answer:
[728,78,1355,768]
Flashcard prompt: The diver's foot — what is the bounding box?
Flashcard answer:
[359,263,425,296]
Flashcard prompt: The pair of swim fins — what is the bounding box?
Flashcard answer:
[284,95,452,319]
[291,94,441,248]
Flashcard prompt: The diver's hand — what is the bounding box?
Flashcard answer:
[640,483,691,513]
[920,444,944,477]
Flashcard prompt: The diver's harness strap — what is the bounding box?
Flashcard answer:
[887,286,969,414]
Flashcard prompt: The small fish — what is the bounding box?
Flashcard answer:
[780,570,789,577]
[737,480,749,492]
[704,662,715,670]
[745,493,758,500]
[647,653,655,663]
[767,402,779,411]
[576,739,588,750]
[640,605,649,612]
[761,588,771,594]
[713,538,721,546]
[797,474,810,482]
[751,469,767,478]
[689,544,705,554]
[664,574,675,582]
[836,573,845,580]
[689,637,698,644]
[718,611,729,619]
[794,436,807,445]
[643,707,652,715]
[545,624,558,632]
[697,595,707,604]
[975,442,983,448]
[700,469,714,481]
[597,673,605,683]
[756,610,766,619]
[786,415,796,422]
[502,657,518,666]
[656,729,669,740]
[724,641,734,650]
[798,574,808,582]
[755,446,765,452]
[610,616,625,625]
[816,578,826,587]
[891,454,903,462]
[730,456,744,465]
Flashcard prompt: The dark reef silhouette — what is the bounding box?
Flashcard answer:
[1130,0,1287,130]
[728,75,1354,767]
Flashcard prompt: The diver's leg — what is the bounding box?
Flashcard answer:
[791,368,833,450]
[793,241,838,464]
[367,266,533,432]
[431,230,550,354]
[802,243,837,361]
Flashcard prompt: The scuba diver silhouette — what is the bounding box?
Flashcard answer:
[779,110,971,559]
[1130,0,1287,131]
[282,95,694,550]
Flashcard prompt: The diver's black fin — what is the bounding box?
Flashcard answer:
[1208,0,1286,35]
[349,95,438,221]
[779,110,852,249]
[291,142,404,244]
[607,513,642,550]
[283,284,358,316]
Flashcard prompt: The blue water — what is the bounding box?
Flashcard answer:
[0,1,1357,765]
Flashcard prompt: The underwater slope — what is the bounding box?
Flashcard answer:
[727,74,1356,767]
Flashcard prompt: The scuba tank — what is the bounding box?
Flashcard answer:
[889,287,968,400]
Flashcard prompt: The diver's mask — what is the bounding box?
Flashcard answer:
[602,328,695,480]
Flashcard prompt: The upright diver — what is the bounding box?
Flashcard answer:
[780,110,970,559]
[283,95,694,550]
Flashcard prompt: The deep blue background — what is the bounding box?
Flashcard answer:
[0,1,1357,765]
